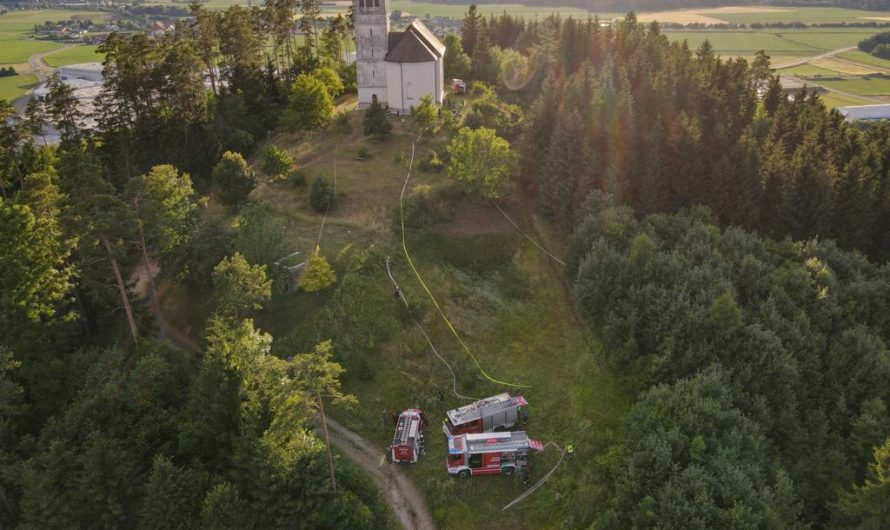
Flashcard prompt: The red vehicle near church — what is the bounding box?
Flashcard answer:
[446,431,544,478]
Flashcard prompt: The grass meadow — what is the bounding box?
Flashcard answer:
[43,45,103,67]
[160,98,633,529]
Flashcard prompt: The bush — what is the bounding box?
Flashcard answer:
[357,145,370,160]
[418,149,444,172]
[260,146,293,180]
[333,111,352,135]
[400,184,458,228]
[394,152,406,165]
[288,169,307,187]
[363,99,391,139]
[310,175,335,213]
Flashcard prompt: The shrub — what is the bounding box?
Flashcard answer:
[333,111,352,135]
[260,146,293,180]
[310,175,335,213]
[400,184,458,228]
[288,169,307,187]
[418,149,444,173]
[357,145,370,160]
[363,99,391,139]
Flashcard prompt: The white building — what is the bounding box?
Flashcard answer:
[838,104,890,121]
[58,62,104,83]
[354,0,445,114]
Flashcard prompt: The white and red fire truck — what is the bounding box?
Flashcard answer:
[388,409,426,464]
[446,431,544,478]
[443,393,529,435]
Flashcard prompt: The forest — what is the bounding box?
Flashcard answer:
[1,0,889,528]
[457,8,890,528]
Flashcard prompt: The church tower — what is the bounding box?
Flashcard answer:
[354,0,389,108]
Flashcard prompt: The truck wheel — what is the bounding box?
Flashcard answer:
[458,469,471,479]
[503,466,515,476]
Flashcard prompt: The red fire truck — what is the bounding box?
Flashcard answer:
[446,431,544,478]
[443,393,529,435]
[388,409,426,464]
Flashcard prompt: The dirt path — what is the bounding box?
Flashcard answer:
[323,416,435,530]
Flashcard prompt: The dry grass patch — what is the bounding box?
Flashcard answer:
[813,57,885,75]
[629,6,792,25]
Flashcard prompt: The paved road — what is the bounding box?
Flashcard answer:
[323,416,435,530]
[13,44,74,112]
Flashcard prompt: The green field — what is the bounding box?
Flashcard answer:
[0,72,37,102]
[838,48,890,68]
[818,76,890,95]
[663,28,881,57]
[44,45,103,67]
[0,11,109,64]
[819,91,872,107]
[0,35,62,64]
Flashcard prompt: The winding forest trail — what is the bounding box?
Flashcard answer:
[323,416,435,530]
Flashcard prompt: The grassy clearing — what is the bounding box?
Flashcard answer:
[43,44,103,66]
[0,72,38,102]
[203,97,632,529]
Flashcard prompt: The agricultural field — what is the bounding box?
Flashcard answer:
[0,72,38,102]
[0,9,109,101]
[43,45,103,67]
[390,0,592,19]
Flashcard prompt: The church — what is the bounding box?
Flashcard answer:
[354,0,445,114]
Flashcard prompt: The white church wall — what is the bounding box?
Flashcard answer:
[386,61,439,114]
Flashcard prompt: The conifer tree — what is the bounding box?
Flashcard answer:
[363,99,391,139]
[298,246,336,292]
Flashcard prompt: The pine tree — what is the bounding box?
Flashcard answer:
[298,246,336,292]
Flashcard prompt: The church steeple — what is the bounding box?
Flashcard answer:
[354,0,390,107]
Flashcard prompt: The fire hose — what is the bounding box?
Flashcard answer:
[386,256,476,402]
[502,442,567,511]
[398,130,529,389]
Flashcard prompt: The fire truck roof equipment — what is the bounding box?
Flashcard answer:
[448,431,544,455]
[392,409,422,448]
[445,393,528,427]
